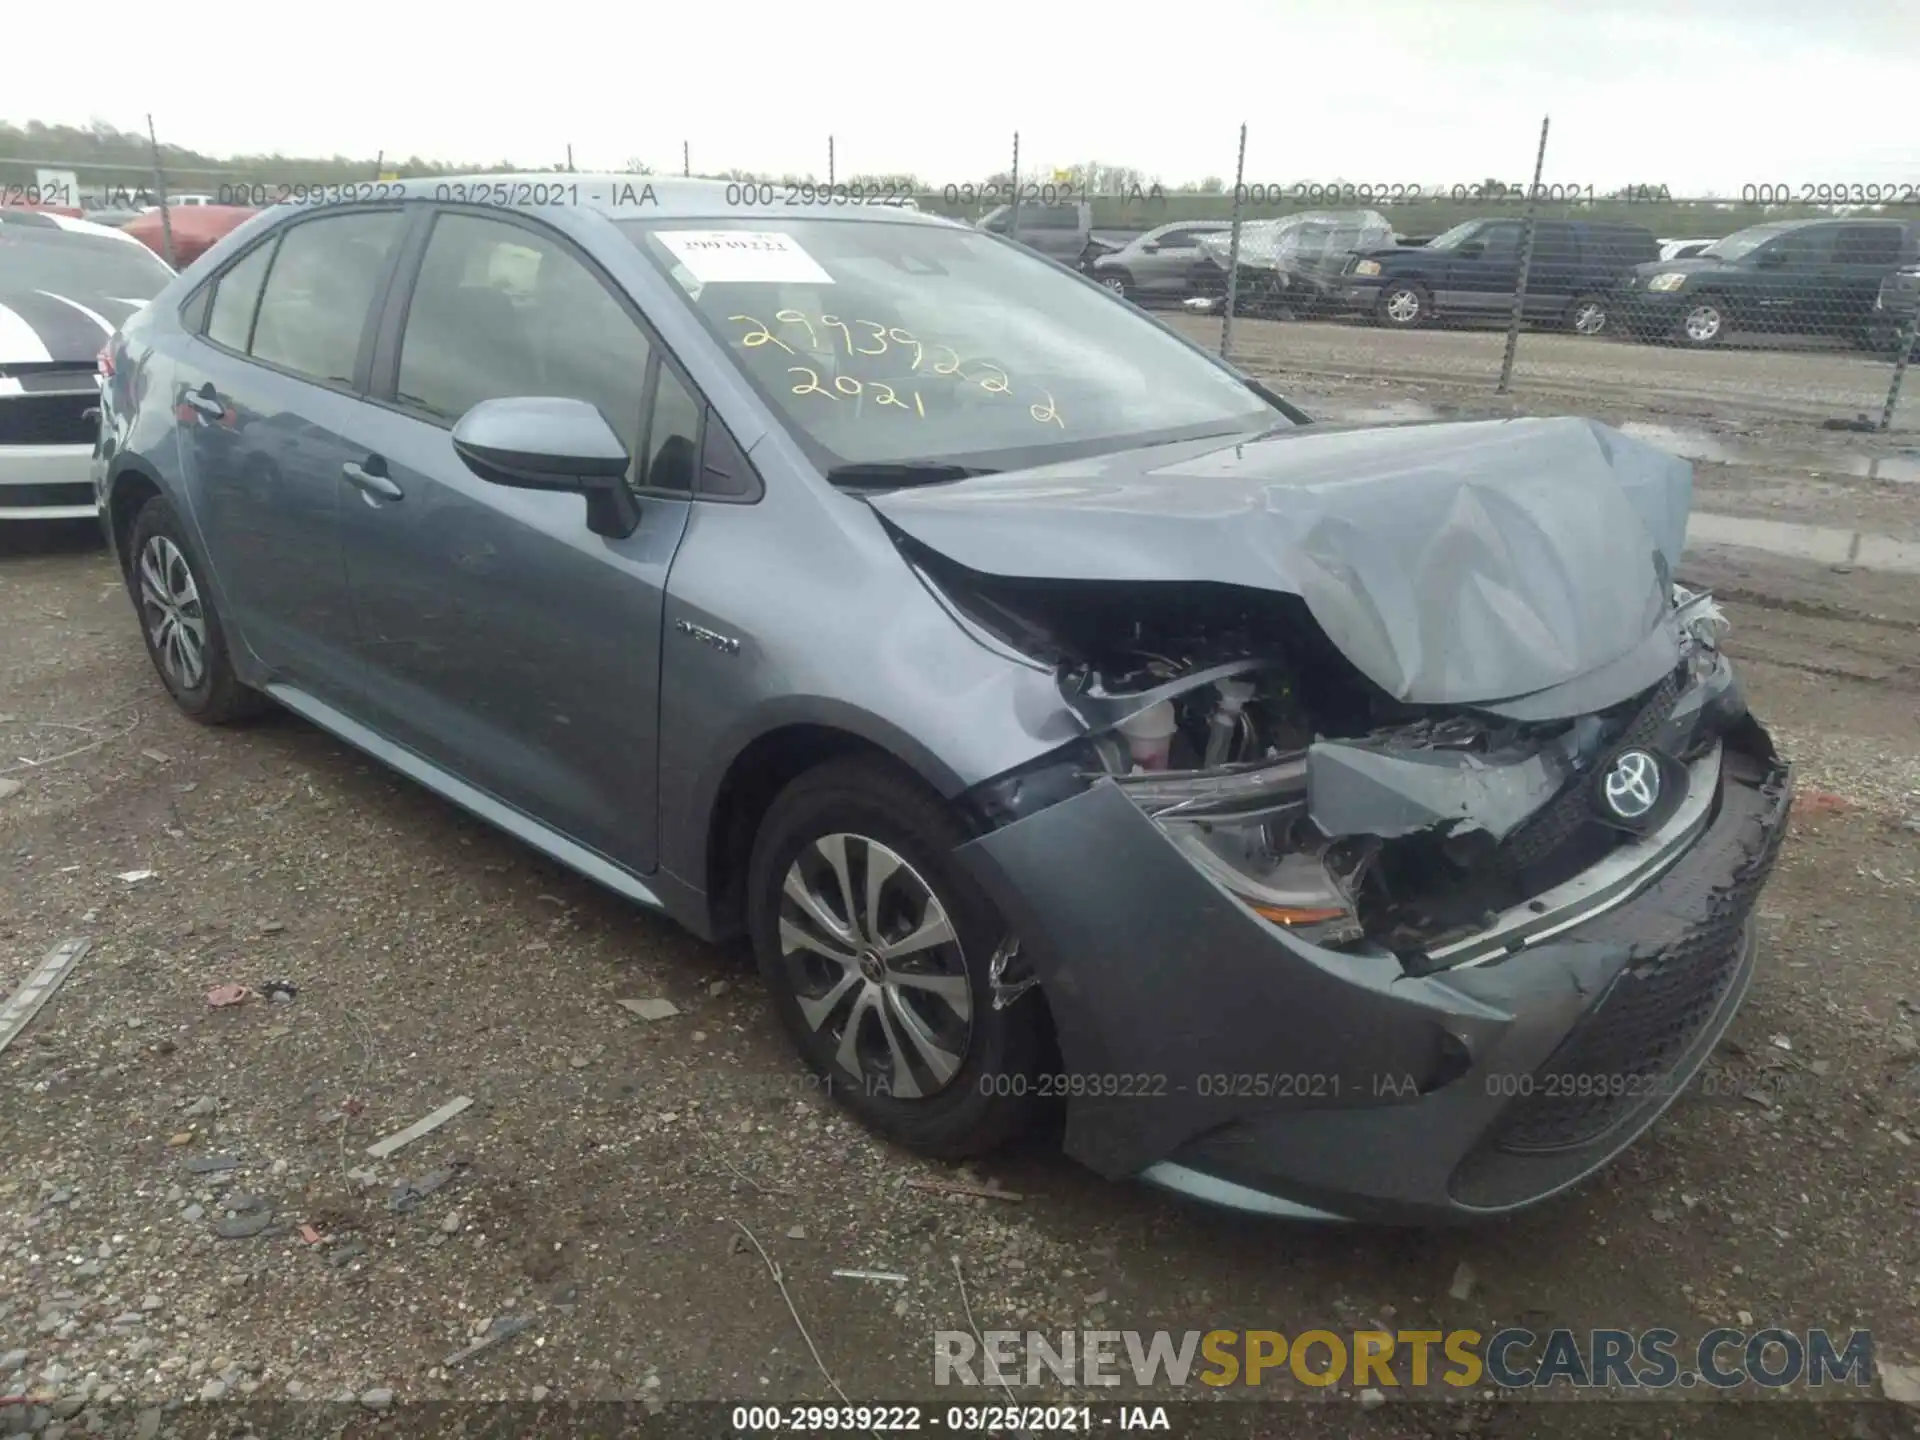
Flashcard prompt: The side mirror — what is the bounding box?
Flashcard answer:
[1456,240,1486,259]
[1753,248,1785,268]
[452,396,639,539]
[1141,240,1162,253]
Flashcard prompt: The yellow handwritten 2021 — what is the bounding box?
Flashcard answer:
[730,312,1063,426]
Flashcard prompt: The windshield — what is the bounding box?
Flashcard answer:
[1699,227,1784,262]
[1423,221,1482,251]
[618,217,1281,476]
[0,229,173,299]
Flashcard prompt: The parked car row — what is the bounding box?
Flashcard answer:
[978,203,1920,355]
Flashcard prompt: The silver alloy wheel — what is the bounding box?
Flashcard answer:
[137,535,207,691]
[1571,301,1607,336]
[1684,303,1724,342]
[1101,275,1127,295]
[1384,288,1421,324]
[778,832,973,1100]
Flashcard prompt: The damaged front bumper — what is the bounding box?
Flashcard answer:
[954,674,1792,1224]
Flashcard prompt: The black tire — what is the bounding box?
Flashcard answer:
[1565,293,1609,337]
[1675,294,1731,348]
[125,494,269,725]
[747,756,1046,1158]
[1095,269,1132,299]
[1376,280,1430,328]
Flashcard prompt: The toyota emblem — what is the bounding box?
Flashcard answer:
[1601,749,1662,821]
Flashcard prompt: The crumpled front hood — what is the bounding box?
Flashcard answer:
[869,416,1693,709]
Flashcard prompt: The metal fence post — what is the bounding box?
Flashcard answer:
[374,149,384,180]
[1880,307,1919,432]
[1008,132,1022,243]
[683,142,690,178]
[144,113,176,271]
[828,136,835,188]
[1221,123,1248,362]
[1497,115,1551,395]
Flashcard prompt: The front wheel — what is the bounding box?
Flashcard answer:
[1096,270,1131,299]
[1376,281,1429,328]
[1677,297,1731,347]
[747,757,1047,1158]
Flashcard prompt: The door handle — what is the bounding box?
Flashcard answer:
[342,459,403,501]
[184,386,225,419]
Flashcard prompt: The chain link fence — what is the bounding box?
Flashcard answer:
[5,116,1916,431]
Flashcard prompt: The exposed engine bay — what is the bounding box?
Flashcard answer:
[930,545,1745,974]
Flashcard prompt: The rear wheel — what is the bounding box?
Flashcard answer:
[126,495,268,725]
[747,757,1046,1158]
[1096,270,1132,299]
[1566,294,1609,336]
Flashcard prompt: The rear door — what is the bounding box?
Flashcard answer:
[173,207,406,708]
[1830,223,1907,336]
[335,207,693,873]
[1519,221,1579,318]
[1748,224,1837,333]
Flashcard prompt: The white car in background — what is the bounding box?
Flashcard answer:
[0,210,175,521]
[1658,237,1717,261]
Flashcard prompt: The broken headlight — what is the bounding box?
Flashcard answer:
[1114,756,1367,945]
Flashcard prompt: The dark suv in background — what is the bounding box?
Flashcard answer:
[1615,218,1920,349]
[1336,218,1659,334]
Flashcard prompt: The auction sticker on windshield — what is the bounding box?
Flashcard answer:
[655,230,834,285]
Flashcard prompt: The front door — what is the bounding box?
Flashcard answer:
[1445,220,1524,318]
[336,209,694,873]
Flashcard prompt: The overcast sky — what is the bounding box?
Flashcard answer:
[9,0,1916,194]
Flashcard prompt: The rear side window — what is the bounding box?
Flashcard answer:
[395,211,652,461]
[206,240,276,352]
[1023,206,1081,231]
[1529,223,1577,263]
[250,211,404,387]
[1766,227,1837,266]
[1835,225,1902,266]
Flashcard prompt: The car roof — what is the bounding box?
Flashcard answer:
[378,174,959,229]
[0,207,153,247]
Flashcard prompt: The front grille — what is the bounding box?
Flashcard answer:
[0,392,98,446]
[1496,666,1685,877]
[1489,765,1784,1154]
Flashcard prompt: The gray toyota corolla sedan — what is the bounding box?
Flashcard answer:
[92,177,1791,1224]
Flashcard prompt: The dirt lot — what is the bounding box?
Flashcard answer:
[4,331,1920,1439]
[1168,312,1917,433]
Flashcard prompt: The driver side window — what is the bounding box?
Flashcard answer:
[395,212,651,471]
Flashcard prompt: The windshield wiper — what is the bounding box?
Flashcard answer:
[824,461,998,489]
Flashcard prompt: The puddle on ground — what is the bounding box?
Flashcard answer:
[1688,512,1920,574]
[1619,422,1920,485]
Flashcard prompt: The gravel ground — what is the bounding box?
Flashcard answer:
[4,352,1920,1440]
[1166,312,1917,433]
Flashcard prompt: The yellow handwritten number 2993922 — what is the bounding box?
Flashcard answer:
[726,313,1063,428]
